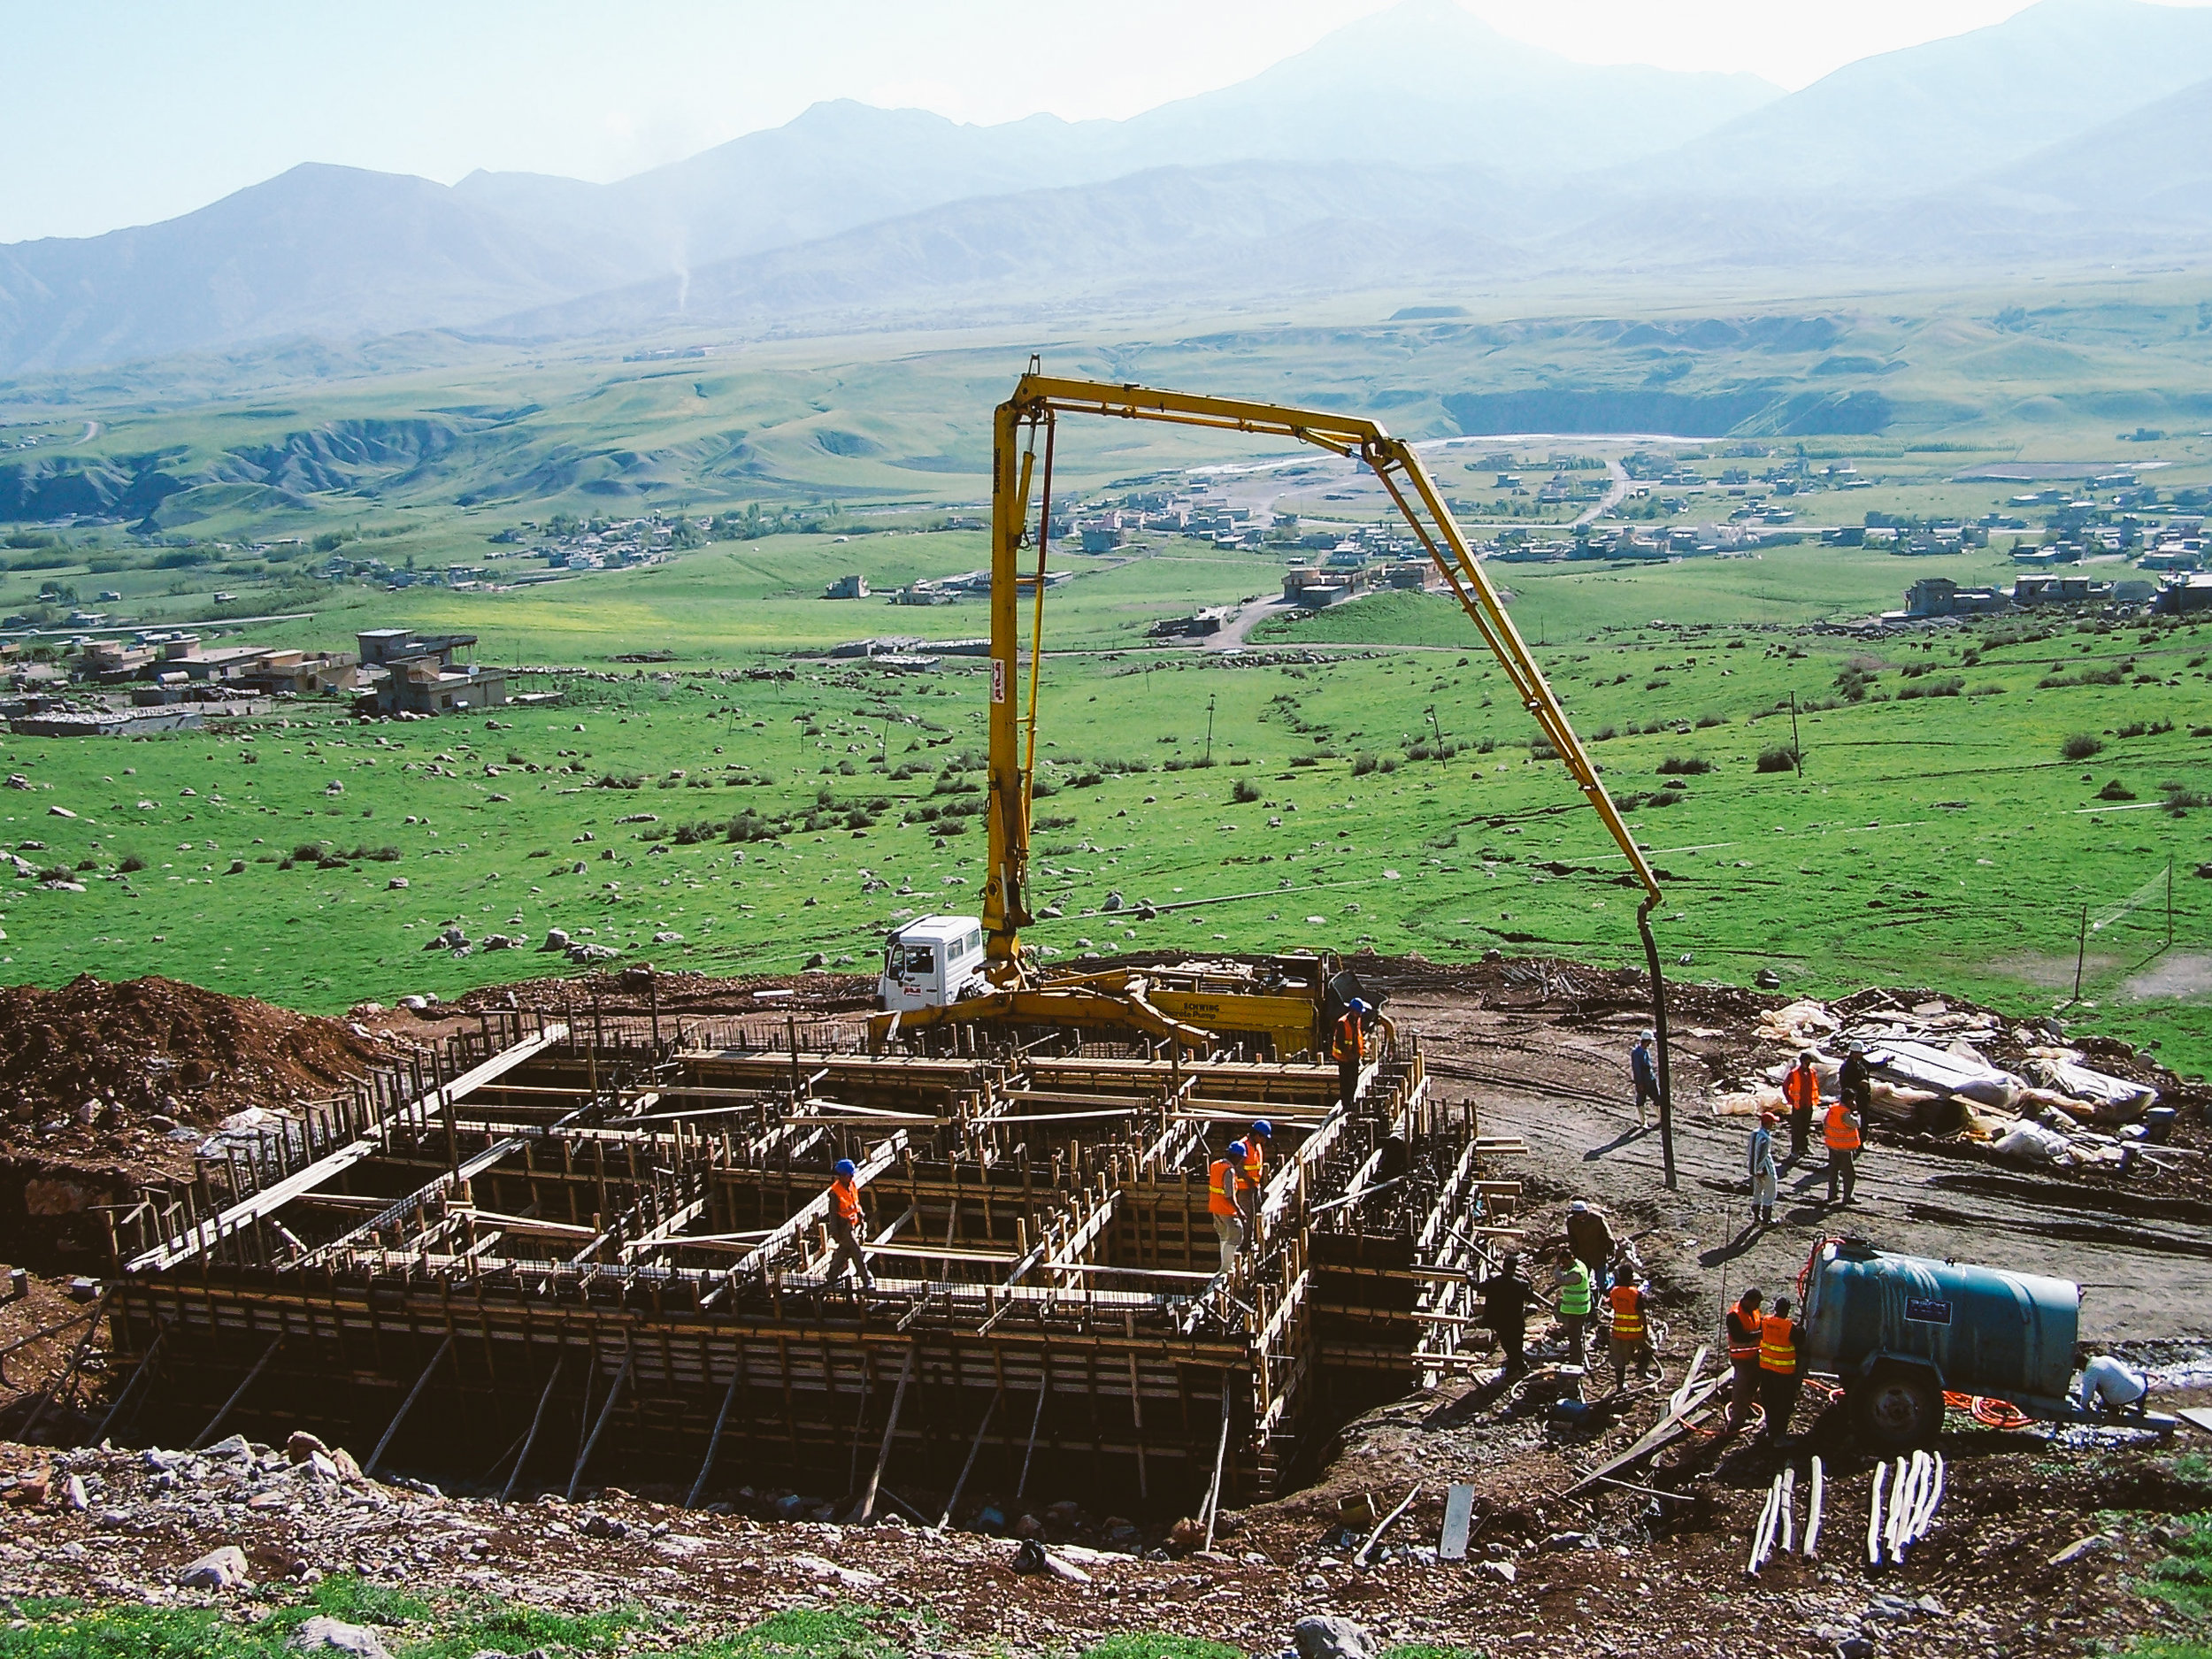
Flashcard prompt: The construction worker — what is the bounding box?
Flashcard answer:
[1244,1120,1272,1197]
[1564,1199,1615,1294]
[1839,1040,1874,1120]
[1208,1139,1249,1274]
[1331,1000,1371,1114]
[1630,1031,1659,1129]
[1782,1051,1821,1164]
[826,1157,874,1290]
[1724,1285,1766,1432]
[1824,1092,1863,1206]
[1606,1264,1654,1391]
[2077,1351,2151,1417]
[1555,1251,1594,1368]
[1758,1294,1804,1440]
[1747,1110,1779,1227]
[1481,1250,1533,1379]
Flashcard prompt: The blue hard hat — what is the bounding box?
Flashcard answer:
[1250,1119,1272,1139]
[1227,1140,1248,1160]
[1348,997,1369,1013]
[834,1158,857,1179]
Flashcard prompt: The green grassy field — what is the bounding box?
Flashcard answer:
[7,568,2207,1071]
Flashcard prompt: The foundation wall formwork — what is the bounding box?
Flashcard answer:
[94,1002,1518,1516]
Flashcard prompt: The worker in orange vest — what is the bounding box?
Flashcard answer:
[1243,1119,1272,1199]
[826,1157,874,1290]
[1724,1286,1766,1432]
[1208,1138,1250,1274]
[1331,1000,1371,1114]
[1781,1051,1821,1164]
[1824,1094,1864,1207]
[1758,1294,1804,1440]
[1606,1269,1654,1391]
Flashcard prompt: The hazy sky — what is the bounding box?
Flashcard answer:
[5,0,2205,243]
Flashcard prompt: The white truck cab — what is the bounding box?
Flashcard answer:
[877,914,990,1011]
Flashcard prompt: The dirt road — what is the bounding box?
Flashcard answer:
[1378,970,2211,1344]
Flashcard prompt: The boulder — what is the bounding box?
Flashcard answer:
[178,1545,250,1590]
[286,1431,328,1464]
[1294,1616,1379,1659]
[288,1617,392,1659]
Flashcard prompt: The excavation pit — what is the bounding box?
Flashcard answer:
[94,1000,1519,1520]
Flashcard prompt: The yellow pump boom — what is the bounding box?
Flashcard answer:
[975,373,1681,1183]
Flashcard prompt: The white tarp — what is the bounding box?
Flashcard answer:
[1864,1039,2023,1110]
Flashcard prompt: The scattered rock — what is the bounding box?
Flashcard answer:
[2050,1533,2110,1566]
[287,1431,329,1464]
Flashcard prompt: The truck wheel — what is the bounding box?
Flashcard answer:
[1854,1365,1941,1451]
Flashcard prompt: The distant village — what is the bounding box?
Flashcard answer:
[1,626,512,735]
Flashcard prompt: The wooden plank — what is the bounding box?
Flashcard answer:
[1439,1482,1476,1561]
[687,1364,744,1509]
[131,1140,380,1271]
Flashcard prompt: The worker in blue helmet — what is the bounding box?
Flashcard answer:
[826,1156,873,1289]
[1243,1119,1272,1202]
[1331,998,1372,1114]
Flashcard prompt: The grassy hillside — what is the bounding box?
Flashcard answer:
[5,601,2206,1072]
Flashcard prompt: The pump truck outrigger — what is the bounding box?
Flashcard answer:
[868,369,1683,1184]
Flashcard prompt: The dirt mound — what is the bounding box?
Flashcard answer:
[0,975,385,1128]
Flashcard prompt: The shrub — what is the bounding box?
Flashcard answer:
[1232,779,1262,803]
[1351,754,1379,777]
[2061,733,2103,761]
[1529,740,1560,762]
[118,854,146,873]
[1755,747,1799,774]
[2096,779,2135,801]
[1895,675,1963,700]
[1034,813,1078,831]
[1656,756,1712,775]
[1694,711,1725,728]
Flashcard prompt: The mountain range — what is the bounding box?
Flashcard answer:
[4,0,2212,377]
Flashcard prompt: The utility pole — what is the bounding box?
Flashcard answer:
[1204,694,1216,764]
[1789,691,1803,777]
[1425,703,1445,758]
[2073,904,2089,1002]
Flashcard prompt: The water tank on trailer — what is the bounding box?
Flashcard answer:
[1801,1237,2079,1406]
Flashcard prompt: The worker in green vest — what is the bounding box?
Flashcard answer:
[1555,1253,1594,1368]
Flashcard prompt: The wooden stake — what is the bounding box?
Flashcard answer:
[935,1385,1002,1531]
[367,1334,453,1477]
[851,1345,916,1525]
[1016,1370,1049,1499]
[687,1364,743,1509]
[503,1354,565,1504]
[93,1324,170,1444]
[569,1351,631,1500]
[1201,1374,1233,1552]
[189,1333,283,1450]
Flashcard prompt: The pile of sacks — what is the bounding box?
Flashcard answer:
[1717,999,2162,1170]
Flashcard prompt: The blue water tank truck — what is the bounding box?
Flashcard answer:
[1798,1237,2177,1448]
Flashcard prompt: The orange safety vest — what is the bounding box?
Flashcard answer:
[1609,1284,1646,1342]
[1759,1312,1798,1375]
[1332,1012,1366,1064]
[1823,1102,1862,1151]
[1726,1300,1763,1363]
[1208,1158,1240,1218]
[1241,1141,1264,1193]
[1783,1066,1820,1114]
[830,1176,863,1227]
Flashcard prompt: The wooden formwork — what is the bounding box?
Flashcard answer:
[96,1004,1514,1515]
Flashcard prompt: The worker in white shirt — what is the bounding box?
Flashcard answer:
[2077,1353,2150,1416]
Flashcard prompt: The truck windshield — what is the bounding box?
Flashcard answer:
[902,945,935,975]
